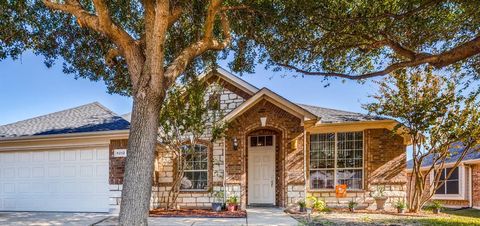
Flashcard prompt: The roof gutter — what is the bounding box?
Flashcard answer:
[406,158,480,173]
[0,130,130,143]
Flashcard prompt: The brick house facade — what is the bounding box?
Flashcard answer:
[107,68,409,213]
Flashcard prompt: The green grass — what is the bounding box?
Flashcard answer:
[386,208,480,226]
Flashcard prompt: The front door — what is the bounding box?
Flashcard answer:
[248,135,275,205]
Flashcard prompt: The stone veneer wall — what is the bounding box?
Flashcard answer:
[107,78,248,211]
[306,128,407,210]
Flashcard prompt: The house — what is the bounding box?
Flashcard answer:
[0,68,408,213]
[406,144,480,209]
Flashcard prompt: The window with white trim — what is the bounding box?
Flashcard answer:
[310,132,363,190]
[434,167,459,195]
[180,144,208,190]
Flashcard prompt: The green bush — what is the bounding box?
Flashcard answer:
[307,196,327,211]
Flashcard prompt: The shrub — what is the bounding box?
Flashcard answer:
[307,196,326,211]
[425,200,443,210]
[348,200,358,209]
[297,199,306,208]
[394,200,407,210]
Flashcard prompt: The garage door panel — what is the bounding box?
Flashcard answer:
[0,147,109,212]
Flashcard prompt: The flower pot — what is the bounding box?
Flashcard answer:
[433,208,440,214]
[349,207,355,213]
[397,208,405,214]
[227,204,238,212]
[211,202,223,212]
[374,197,388,210]
[299,207,306,212]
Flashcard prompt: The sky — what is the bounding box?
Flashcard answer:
[0,52,380,126]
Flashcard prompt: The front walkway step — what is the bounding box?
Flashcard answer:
[246,207,298,226]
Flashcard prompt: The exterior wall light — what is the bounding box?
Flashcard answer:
[232,137,238,150]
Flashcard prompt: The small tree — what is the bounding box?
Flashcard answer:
[158,77,227,209]
[364,69,480,212]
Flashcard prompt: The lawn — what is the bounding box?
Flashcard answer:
[292,208,480,226]
[388,208,480,226]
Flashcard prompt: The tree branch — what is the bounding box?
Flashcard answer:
[42,0,144,86]
[105,48,121,67]
[164,0,231,85]
[278,35,480,80]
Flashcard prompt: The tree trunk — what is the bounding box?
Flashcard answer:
[119,92,162,226]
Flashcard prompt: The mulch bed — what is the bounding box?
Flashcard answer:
[149,208,247,218]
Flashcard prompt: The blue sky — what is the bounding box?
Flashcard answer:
[0,52,380,126]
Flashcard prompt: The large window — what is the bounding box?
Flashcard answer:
[310,132,363,190]
[435,167,459,195]
[181,144,208,190]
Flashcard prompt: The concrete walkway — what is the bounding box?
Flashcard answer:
[99,207,297,225]
[0,207,298,226]
[246,207,298,226]
[0,212,109,226]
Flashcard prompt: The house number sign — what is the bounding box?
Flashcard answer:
[113,149,127,157]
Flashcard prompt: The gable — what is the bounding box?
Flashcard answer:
[223,88,317,125]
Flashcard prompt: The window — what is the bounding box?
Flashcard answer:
[435,167,459,195]
[181,144,208,190]
[250,135,274,147]
[310,132,363,190]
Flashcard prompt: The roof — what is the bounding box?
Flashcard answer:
[406,143,480,169]
[223,88,317,123]
[298,104,388,123]
[0,102,130,139]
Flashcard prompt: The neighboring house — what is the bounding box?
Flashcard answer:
[406,145,480,209]
[0,68,408,213]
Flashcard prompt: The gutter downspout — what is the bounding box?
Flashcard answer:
[303,130,308,201]
[469,165,473,208]
[223,137,227,203]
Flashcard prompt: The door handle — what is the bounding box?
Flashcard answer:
[271,179,273,187]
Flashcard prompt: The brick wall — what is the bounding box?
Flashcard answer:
[109,139,128,184]
[225,99,305,208]
[473,164,480,208]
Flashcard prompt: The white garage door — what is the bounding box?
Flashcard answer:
[0,147,109,212]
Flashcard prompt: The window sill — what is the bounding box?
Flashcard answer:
[432,194,466,200]
[179,189,210,193]
[307,189,365,193]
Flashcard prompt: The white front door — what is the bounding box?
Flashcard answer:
[248,135,275,205]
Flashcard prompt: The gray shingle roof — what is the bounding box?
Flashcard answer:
[297,104,388,123]
[0,102,130,138]
[406,143,480,169]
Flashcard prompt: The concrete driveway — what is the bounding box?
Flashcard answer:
[0,212,110,226]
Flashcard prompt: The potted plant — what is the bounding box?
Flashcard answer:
[211,190,224,212]
[394,200,407,214]
[348,200,358,212]
[298,199,307,212]
[371,186,388,210]
[226,195,239,212]
[427,200,443,214]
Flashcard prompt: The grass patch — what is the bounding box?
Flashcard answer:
[385,208,480,226]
